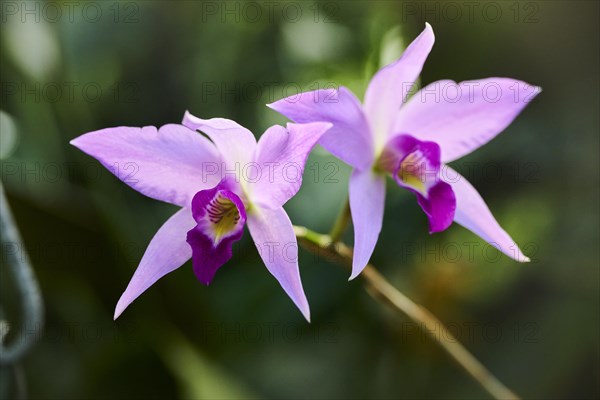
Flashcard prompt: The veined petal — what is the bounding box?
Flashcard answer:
[364,23,435,150]
[249,122,332,209]
[71,124,221,207]
[441,166,530,262]
[187,180,247,285]
[268,87,374,170]
[182,111,257,168]
[380,134,456,233]
[393,78,542,163]
[247,205,310,321]
[114,208,195,319]
[349,168,386,279]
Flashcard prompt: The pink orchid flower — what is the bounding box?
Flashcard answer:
[71,113,331,321]
[269,23,541,278]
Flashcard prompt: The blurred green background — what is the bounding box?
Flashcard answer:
[1,0,598,399]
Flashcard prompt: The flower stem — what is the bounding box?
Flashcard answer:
[293,225,520,400]
[328,197,351,243]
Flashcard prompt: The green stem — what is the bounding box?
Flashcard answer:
[328,197,351,243]
[294,225,520,400]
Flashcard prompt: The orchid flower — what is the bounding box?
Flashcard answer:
[71,113,331,321]
[268,23,541,279]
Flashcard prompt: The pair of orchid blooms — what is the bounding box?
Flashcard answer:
[72,24,540,321]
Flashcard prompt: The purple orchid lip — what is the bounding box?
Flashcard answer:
[187,179,247,285]
[380,134,456,233]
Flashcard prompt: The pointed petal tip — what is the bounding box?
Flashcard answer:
[302,308,311,323]
[113,300,126,320]
[266,100,285,114]
[348,258,366,281]
[292,295,311,323]
[69,135,87,149]
[424,22,434,39]
[527,85,543,102]
[493,238,532,263]
[182,110,206,129]
[114,289,133,320]
[510,250,530,263]
[289,295,311,323]
[293,294,311,323]
[181,110,193,125]
[347,272,359,282]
